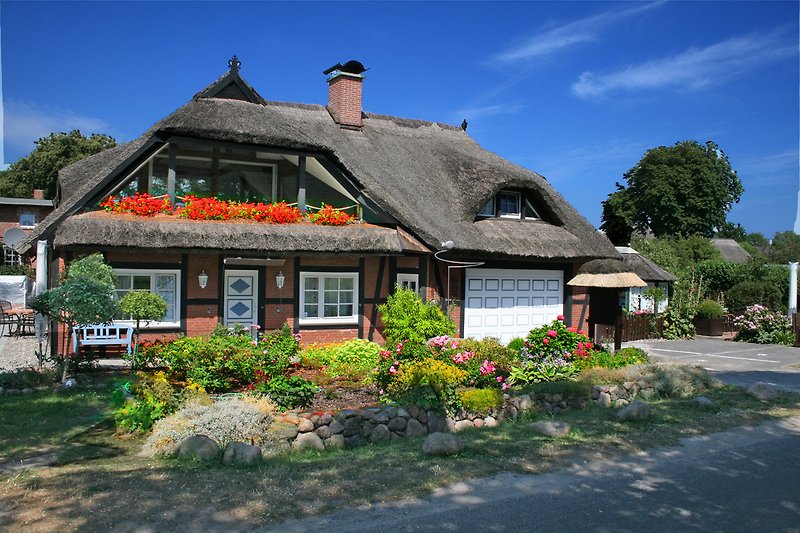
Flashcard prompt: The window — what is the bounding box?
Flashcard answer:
[19,213,36,229]
[114,269,181,328]
[300,272,358,324]
[3,246,21,266]
[476,189,546,221]
[396,273,419,293]
[498,191,521,218]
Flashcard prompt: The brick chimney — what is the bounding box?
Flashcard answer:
[324,60,367,129]
[32,189,44,200]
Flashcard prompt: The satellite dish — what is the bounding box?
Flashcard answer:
[3,227,25,248]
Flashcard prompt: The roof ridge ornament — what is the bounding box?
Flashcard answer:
[228,55,241,76]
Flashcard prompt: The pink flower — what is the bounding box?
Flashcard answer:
[394,360,399,366]
[547,330,558,338]
[389,366,397,374]
[578,330,585,335]
[501,382,511,391]
[543,338,550,345]
[250,324,261,330]
[262,350,269,355]
[557,314,565,321]
[496,375,503,383]
[480,360,496,375]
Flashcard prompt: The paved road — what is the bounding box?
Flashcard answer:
[628,338,800,393]
[264,416,800,532]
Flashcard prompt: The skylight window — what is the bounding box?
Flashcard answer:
[476,189,546,221]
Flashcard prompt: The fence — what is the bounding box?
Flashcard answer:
[794,313,800,348]
[594,314,664,346]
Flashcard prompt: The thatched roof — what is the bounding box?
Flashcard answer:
[21,72,619,262]
[711,238,751,264]
[54,212,414,254]
[567,258,647,288]
[616,246,678,282]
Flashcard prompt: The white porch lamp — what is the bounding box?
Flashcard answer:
[198,270,209,289]
[276,271,285,290]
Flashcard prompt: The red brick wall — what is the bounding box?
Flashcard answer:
[567,263,590,334]
[327,74,363,128]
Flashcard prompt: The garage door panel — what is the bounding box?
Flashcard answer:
[465,268,563,342]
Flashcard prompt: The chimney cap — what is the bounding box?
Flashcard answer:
[323,60,368,76]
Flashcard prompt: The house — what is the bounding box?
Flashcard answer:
[711,238,751,264]
[20,57,619,348]
[615,246,677,313]
[0,190,53,268]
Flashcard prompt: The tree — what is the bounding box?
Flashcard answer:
[31,254,118,381]
[715,222,747,241]
[602,141,744,238]
[0,130,116,199]
[768,231,800,263]
[119,291,167,369]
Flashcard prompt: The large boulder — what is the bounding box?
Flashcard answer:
[222,442,262,466]
[747,382,779,401]
[422,432,463,456]
[617,400,652,421]
[176,435,221,462]
[427,412,454,433]
[404,418,427,437]
[292,432,325,452]
[370,424,391,443]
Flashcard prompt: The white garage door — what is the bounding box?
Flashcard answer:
[464,268,563,343]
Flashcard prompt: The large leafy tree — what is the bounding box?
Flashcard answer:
[769,231,800,263]
[0,130,116,199]
[601,141,743,239]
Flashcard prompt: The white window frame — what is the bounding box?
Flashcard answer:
[113,269,181,329]
[299,271,359,325]
[19,213,36,229]
[396,273,419,293]
[3,246,22,266]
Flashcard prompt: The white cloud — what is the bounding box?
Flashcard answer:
[3,99,113,160]
[494,2,664,64]
[732,148,799,188]
[452,103,525,122]
[572,32,797,99]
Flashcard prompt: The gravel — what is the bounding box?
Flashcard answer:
[0,335,42,372]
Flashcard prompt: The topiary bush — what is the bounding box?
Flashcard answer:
[726,281,783,314]
[379,287,455,349]
[457,387,503,414]
[695,299,725,320]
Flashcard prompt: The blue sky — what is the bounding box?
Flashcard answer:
[1,1,798,238]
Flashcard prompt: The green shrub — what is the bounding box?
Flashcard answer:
[113,372,206,433]
[457,337,517,373]
[138,324,299,393]
[301,339,381,380]
[574,346,649,370]
[661,304,696,339]
[252,374,318,410]
[507,337,525,352]
[733,304,793,345]
[522,380,592,399]
[726,281,783,314]
[508,318,590,386]
[379,288,455,348]
[0,367,58,389]
[695,300,725,320]
[386,358,467,413]
[457,387,503,414]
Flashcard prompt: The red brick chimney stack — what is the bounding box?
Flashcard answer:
[32,189,44,200]
[325,61,367,130]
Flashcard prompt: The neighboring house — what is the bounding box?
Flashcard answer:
[20,57,619,347]
[711,238,751,264]
[615,246,677,313]
[0,190,54,267]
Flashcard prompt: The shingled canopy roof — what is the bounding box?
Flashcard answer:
[21,67,618,262]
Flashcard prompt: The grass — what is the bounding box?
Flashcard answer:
[1,377,799,532]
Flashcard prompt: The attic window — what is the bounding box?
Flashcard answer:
[477,189,544,221]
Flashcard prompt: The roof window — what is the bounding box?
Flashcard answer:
[477,189,543,221]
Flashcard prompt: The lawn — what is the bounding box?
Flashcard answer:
[1,376,799,533]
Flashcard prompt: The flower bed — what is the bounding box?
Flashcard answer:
[100,193,355,225]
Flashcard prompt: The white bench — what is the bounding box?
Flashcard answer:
[72,324,134,354]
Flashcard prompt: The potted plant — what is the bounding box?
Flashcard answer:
[694,300,725,336]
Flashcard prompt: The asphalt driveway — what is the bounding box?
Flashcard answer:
[627,338,800,393]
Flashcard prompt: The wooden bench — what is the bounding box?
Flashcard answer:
[72,324,134,355]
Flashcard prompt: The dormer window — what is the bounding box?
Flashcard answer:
[478,189,543,221]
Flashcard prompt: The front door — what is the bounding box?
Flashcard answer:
[224,269,259,329]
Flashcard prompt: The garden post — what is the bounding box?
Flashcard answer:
[614,307,623,352]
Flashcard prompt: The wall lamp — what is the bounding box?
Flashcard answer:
[198,270,209,289]
[276,271,285,290]
[432,240,484,307]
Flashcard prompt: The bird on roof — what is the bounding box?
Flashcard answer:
[461,119,468,131]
